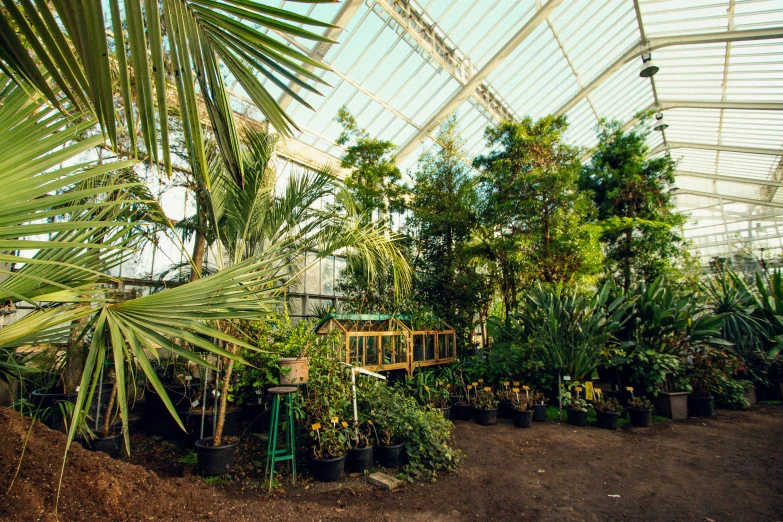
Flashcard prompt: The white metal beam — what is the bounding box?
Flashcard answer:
[276,0,364,111]
[371,0,517,123]
[394,0,565,163]
[659,100,783,111]
[555,27,783,117]
[676,170,783,188]
[675,189,783,209]
[652,142,783,157]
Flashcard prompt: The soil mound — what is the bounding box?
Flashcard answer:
[0,407,218,522]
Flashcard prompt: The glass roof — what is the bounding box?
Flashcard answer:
[225,0,783,265]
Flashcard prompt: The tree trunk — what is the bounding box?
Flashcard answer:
[62,311,89,392]
[190,228,206,281]
[101,380,119,436]
[212,345,236,447]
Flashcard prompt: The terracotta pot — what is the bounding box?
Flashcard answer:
[279,357,310,385]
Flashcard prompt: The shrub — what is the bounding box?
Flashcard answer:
[359,380,458,481]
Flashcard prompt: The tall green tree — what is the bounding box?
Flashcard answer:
[336,107,405,223]
[409,117,491,348]
[579,119,686,290]
[473,116,602,321]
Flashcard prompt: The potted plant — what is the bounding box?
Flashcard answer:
[628,396,654,427]
[511,394,533,428]
[451,373,473,421]
[562,390,591,427]
[531,392,548,422]
[309,419,347,482]
[471,387,498,426]
[496,382,515,419]
[593,397,622,430]
[374,411,407,468]
[276,313,317,385]
[345,420,374,473]
[82,374,123,458]
[687,345,736,418]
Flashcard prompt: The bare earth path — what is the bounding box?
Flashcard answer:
[1,405,781,521]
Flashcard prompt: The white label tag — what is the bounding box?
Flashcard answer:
[255,390,261,395]
[75,386,80,392]
[211,390,220,397]
[185,376,192,381]
[191,400,199,408]
[562,376,571,381]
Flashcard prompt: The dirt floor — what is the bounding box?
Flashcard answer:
[1,404,782,522]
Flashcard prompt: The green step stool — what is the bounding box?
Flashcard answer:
[265,386,298,491]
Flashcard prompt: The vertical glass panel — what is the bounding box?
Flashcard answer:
[413,334,424,362]
[321,256,334,295]
[426,334,436,360]
[438,334,447,359]
[305,253,320,294]
[396,334,406,363]
[381,335,394,365]
[349,335,363,365]
[334,257,346,296]
[366,336,378,366]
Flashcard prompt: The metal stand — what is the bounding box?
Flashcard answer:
[265,386,298,492]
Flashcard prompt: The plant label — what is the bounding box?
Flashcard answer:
[341,421,348,427]
[585,382,594,401]
[563,376,571,381]
[513,381,520,386]
[75,386,80,392]
[575,387,583,392]
[512,387,520,393]
[424,386,429,391]
[503,381,510,386]
[185,376,192,381]
[522,385,530,390]
[483,387,491,392]
[467,385,473,390]
[472,382,478,387]
[191,400,199,408]
[311,423,321,430]
[330,416,339,424]
[626,387,634,392]
[478,379,484,383]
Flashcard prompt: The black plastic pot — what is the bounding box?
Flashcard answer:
[242,403,271,434]
[513,409,533,428]
[189,407,241,442]
[438,406,452,420]
[145,384,196,438]
[83,432,124,458]
[596,410,620,430]
[566,408,588,427]
[688,395,715,418]
[195,437,239,476]
[452,403,473,421]
[31,388,78,432]
[629,408,653,428]
[497,400,513,419]
[346,446,374,473]
[449,395,461,407]
[531,404,547,422]
[376,443,406,468]
[472,407,498,426]
[311,454,345,482]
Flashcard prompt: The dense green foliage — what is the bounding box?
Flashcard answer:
[474,116,603,320]
[580,120,686,290]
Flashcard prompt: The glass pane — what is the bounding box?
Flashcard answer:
[413,334,424,362]
[349,336,363,365]
[381,335,394,365]
[321,256,334,295]
[426,334,436,360]
[305,254,320,294]
[396,334,406,362]
[366,336,378,366]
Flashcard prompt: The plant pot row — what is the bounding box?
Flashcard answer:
[452,403,547,424]
[309,442,406,483]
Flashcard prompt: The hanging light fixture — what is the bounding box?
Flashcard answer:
[653,111,668,131]
[639,52,659,78]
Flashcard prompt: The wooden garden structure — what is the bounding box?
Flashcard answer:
[314,313,457,376]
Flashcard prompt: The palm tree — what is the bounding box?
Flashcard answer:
[0,0,335,184]
[194,127,411,446]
